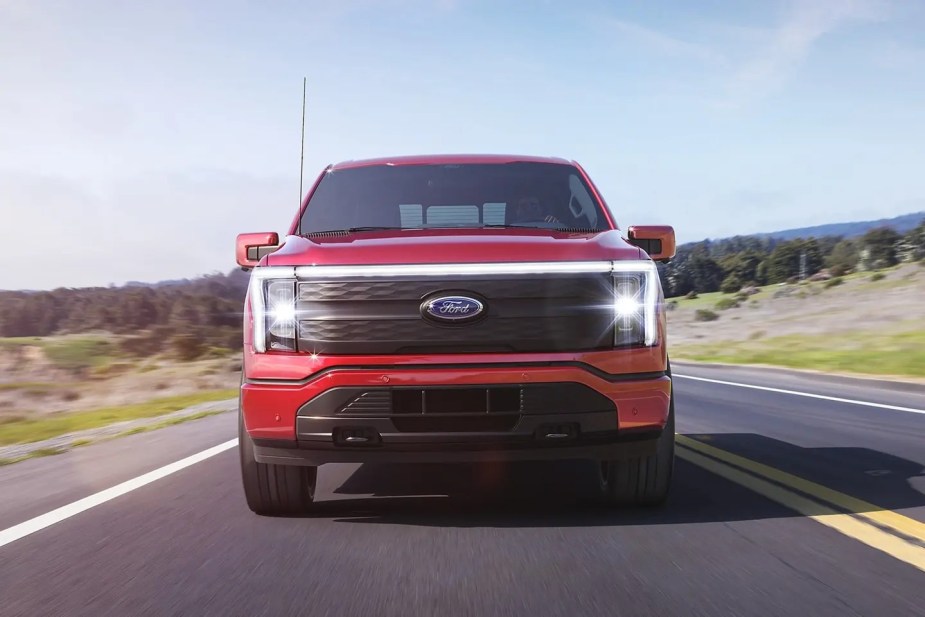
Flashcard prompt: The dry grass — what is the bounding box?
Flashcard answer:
[0,336,241,427]
[668,263,925,377]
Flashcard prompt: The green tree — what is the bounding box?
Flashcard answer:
[826,239,859,276]
[720,274,743,294]
[859,227,901,270]
[719,251,763,285]
[899,220,925,262]
[765,238,823,283]
[688,255,725,293]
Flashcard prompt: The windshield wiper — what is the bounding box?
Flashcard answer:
[302,226,402,236]
[483,224,601,232]
[481,224,546,229]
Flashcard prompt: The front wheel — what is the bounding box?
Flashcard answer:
[239,410,317,516]
[596,390,675,507]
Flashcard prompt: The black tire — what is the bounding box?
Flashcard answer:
[239,409,317,516]
[596,386,675,507]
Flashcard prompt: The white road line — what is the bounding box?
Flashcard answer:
[0,438,238,549]
[674,374,925,415]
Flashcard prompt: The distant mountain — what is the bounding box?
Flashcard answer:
[755,211,925,242]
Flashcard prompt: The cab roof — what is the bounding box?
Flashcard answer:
[329,154,574,171]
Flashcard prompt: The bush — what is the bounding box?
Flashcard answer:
[829,263,850,277]
[720,274,743,294]
[715,297,740,310]
[685,290,699,300]
[824,277,844,288]
[870,272,886,282]
[169,334,205,362]
[694,309,719,322]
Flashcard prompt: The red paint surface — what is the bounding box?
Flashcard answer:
[267,229,640,267]
[241,366,671,440]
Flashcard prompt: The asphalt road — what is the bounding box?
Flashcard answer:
[1,362,923,616]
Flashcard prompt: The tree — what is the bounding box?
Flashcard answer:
[719,251,763,284]
[826,239,859,276]
[720,274,743,294]
[765,238,823,283]
[687,255,725,293]
[898,219,925,262]
[859,227,901,270]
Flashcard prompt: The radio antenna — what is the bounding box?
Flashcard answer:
[298,77,307,234]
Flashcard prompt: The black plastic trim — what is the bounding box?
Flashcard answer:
[294,382,616,418]
[251,429,661,465]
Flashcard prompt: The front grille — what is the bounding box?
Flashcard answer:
[295,273,614,355]
[296,383,615,418]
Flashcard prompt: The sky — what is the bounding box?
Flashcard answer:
[1,0,924,290]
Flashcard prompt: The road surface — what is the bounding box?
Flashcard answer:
[1,362,923,616]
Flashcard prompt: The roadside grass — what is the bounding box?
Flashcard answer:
[672,329,925,378]
[43,337,116,371]
[0,409,232,467]
[0,336,45,348]
[0,389,237,446]
[0,447,66,467]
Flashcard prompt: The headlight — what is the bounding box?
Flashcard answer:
[250,271,298,352]
[612,261,660,347]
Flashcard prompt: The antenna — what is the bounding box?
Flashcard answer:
[298,77,307,234]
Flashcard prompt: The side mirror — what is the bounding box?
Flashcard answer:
[627,225,676,263]
[236,232,280,269]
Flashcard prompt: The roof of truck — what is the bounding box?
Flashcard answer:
[329,154,574,170]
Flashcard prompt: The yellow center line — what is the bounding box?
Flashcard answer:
[676,445,925,572]
[676,435,925,544]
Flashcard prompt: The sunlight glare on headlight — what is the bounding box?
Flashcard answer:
[269,301,296,324]
[614,295,641,317]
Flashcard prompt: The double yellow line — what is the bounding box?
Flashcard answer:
[676,435,925,572]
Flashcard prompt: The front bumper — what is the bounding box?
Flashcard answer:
[242,362,671,465]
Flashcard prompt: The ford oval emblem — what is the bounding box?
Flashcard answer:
[422,295,485,323]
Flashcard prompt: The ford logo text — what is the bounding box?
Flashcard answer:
[422,296,485,323]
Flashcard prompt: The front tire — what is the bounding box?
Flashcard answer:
[239,409,317,516]
[596,389,675,507]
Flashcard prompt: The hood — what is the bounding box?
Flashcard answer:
[266,228,643,266]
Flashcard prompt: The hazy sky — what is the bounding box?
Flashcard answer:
[2,0,924,290]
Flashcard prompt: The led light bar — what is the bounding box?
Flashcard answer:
[252,261,658,280]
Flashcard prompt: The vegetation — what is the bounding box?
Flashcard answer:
[0,270,248,358]
[0,390,237,446]
[658,218,925,297]
[694,309,719,322]
[672,329,925,378]
[714,297,740,310]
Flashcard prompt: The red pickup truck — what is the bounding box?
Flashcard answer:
[235,154,676,515]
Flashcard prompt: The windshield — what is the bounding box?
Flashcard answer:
[298,162,612,234]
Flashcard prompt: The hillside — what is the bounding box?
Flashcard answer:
[667,262,925,379]
[699,211,925,246]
